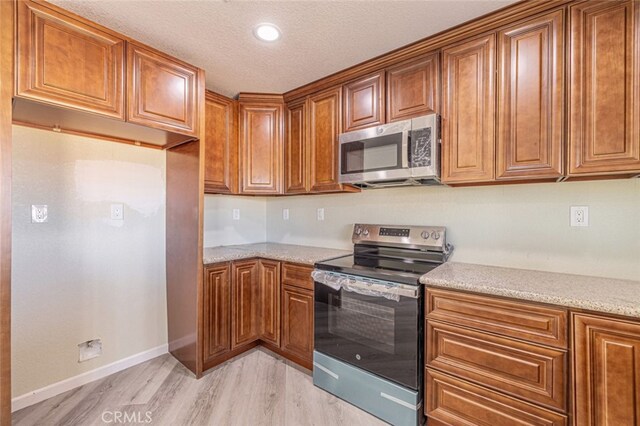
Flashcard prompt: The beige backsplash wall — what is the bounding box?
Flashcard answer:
[265,179,640,281]
[11,126,168,397]
[203,195,267,247]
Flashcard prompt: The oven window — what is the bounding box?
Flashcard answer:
[328,293,396,354]
[341,134,403,174]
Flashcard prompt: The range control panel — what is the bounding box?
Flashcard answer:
[352,223,448,251]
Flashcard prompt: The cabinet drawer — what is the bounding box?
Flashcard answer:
[282,263,314,291]
[426,369,568,426]
[427,320,566,411]
[427,288,568,348]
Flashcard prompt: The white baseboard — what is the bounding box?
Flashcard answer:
[12,344,168,413]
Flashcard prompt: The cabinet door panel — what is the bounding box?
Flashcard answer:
[497,10,564,180]
[569,1,640,175]
[239,102,283,194]
[285,100,309,193]
[573,313,640,426]
[17,1,125,118]
[281,285,314,362]
[204,91,237,194]
[386,53,439,122]
[309,87,343,192]
[231,260,259,348]
[442,34,496,184]
[203,264,231,363]
[344,72,385,131]
[259,260,281,346]
[127,42,198,135]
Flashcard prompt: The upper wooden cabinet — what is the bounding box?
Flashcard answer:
[204,91,238,194]
[308,87,344,192]
[231,260,260,349]
[16,0,125,118]
[285,99,309,194]
[569,0,640,176]
[203,264,231,366]
[386,53,439,122]
[343,72,385,131]
[239,94,284,194]
[442,34,496,184]
[127,42,199,136]
[497,10,565,180]
[573,313,640,426]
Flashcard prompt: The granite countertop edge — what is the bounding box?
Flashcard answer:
[202,243,351,267]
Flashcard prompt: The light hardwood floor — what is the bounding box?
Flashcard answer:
[12,348,387,425]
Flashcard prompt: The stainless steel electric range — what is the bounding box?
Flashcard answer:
[312,224,452,426]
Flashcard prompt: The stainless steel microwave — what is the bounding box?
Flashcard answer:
[338,114,440,188]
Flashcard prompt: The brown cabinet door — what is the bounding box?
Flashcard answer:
[285,99,309,194]
[573,313,640,426]
[497,10,565,180]
[258,260,281,346]
[309,87,343,193]
[281,285,314,362]
[204,91,238,194]
[203,264,231,364]
[231,260,259,349]
[343,72,385,131]
[239,99,283,194]
[442,34,496,184]
[569,1,640,176]
[127,42,198,135]
[16,1,125,119]
[386,53,439,122]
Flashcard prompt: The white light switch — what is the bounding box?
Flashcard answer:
[233,209,240,220]
[110,204,124,220]
[31,205,48,223]
[282,209,289,220]
[571,206,589,227]
[317,208,325,221]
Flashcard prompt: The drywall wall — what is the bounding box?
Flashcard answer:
[203,195,267,247]
[11,126,167,397]
[266,179,640,281]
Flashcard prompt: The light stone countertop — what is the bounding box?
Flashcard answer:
[420,262,640,318]
[203,242,351,266]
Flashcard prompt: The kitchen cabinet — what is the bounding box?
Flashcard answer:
[239,94,284,194]
[497,10,565,180]
[309,86,344,192]
[127,42,199,136]
[204,91,238,194]
[203,264,231,364]
[573,313,640,426]
[258,260,281,347]
[568,0,640,176]
[285,99,309,194]
[281,285,314,364]
[386,53,439,122]
[441,34,496,184]
[343,72,385,131]
[231,259,260,348]
[16,0,125,118]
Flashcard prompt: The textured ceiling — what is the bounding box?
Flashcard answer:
[50,0,517,98]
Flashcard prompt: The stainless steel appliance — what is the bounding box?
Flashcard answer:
[338,114,440,188]
[313,224,453,425]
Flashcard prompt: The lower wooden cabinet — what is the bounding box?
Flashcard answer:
[281,284,314,363]
[231,259,260,348]
[573,313,640,426]
[258,260,281,346]
[203,264,231,365]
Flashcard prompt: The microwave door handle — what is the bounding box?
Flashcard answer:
[401,130,410,168]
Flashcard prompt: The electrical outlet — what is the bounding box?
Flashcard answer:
[571,206,589,227]
[317,208,325,221]
[31,205,48,223]
[232,209,240,220]
[78,339,102,362]
[110,204,124,220]
[282,208,289,220]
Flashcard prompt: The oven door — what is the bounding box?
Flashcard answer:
[313,272,423,390]
[339,119,412,184]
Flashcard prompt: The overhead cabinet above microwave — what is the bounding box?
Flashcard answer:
[13,0,201,148]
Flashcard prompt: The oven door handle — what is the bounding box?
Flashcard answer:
[312,270,419,299]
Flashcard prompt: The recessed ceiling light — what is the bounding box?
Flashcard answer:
[253,23,281,42]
